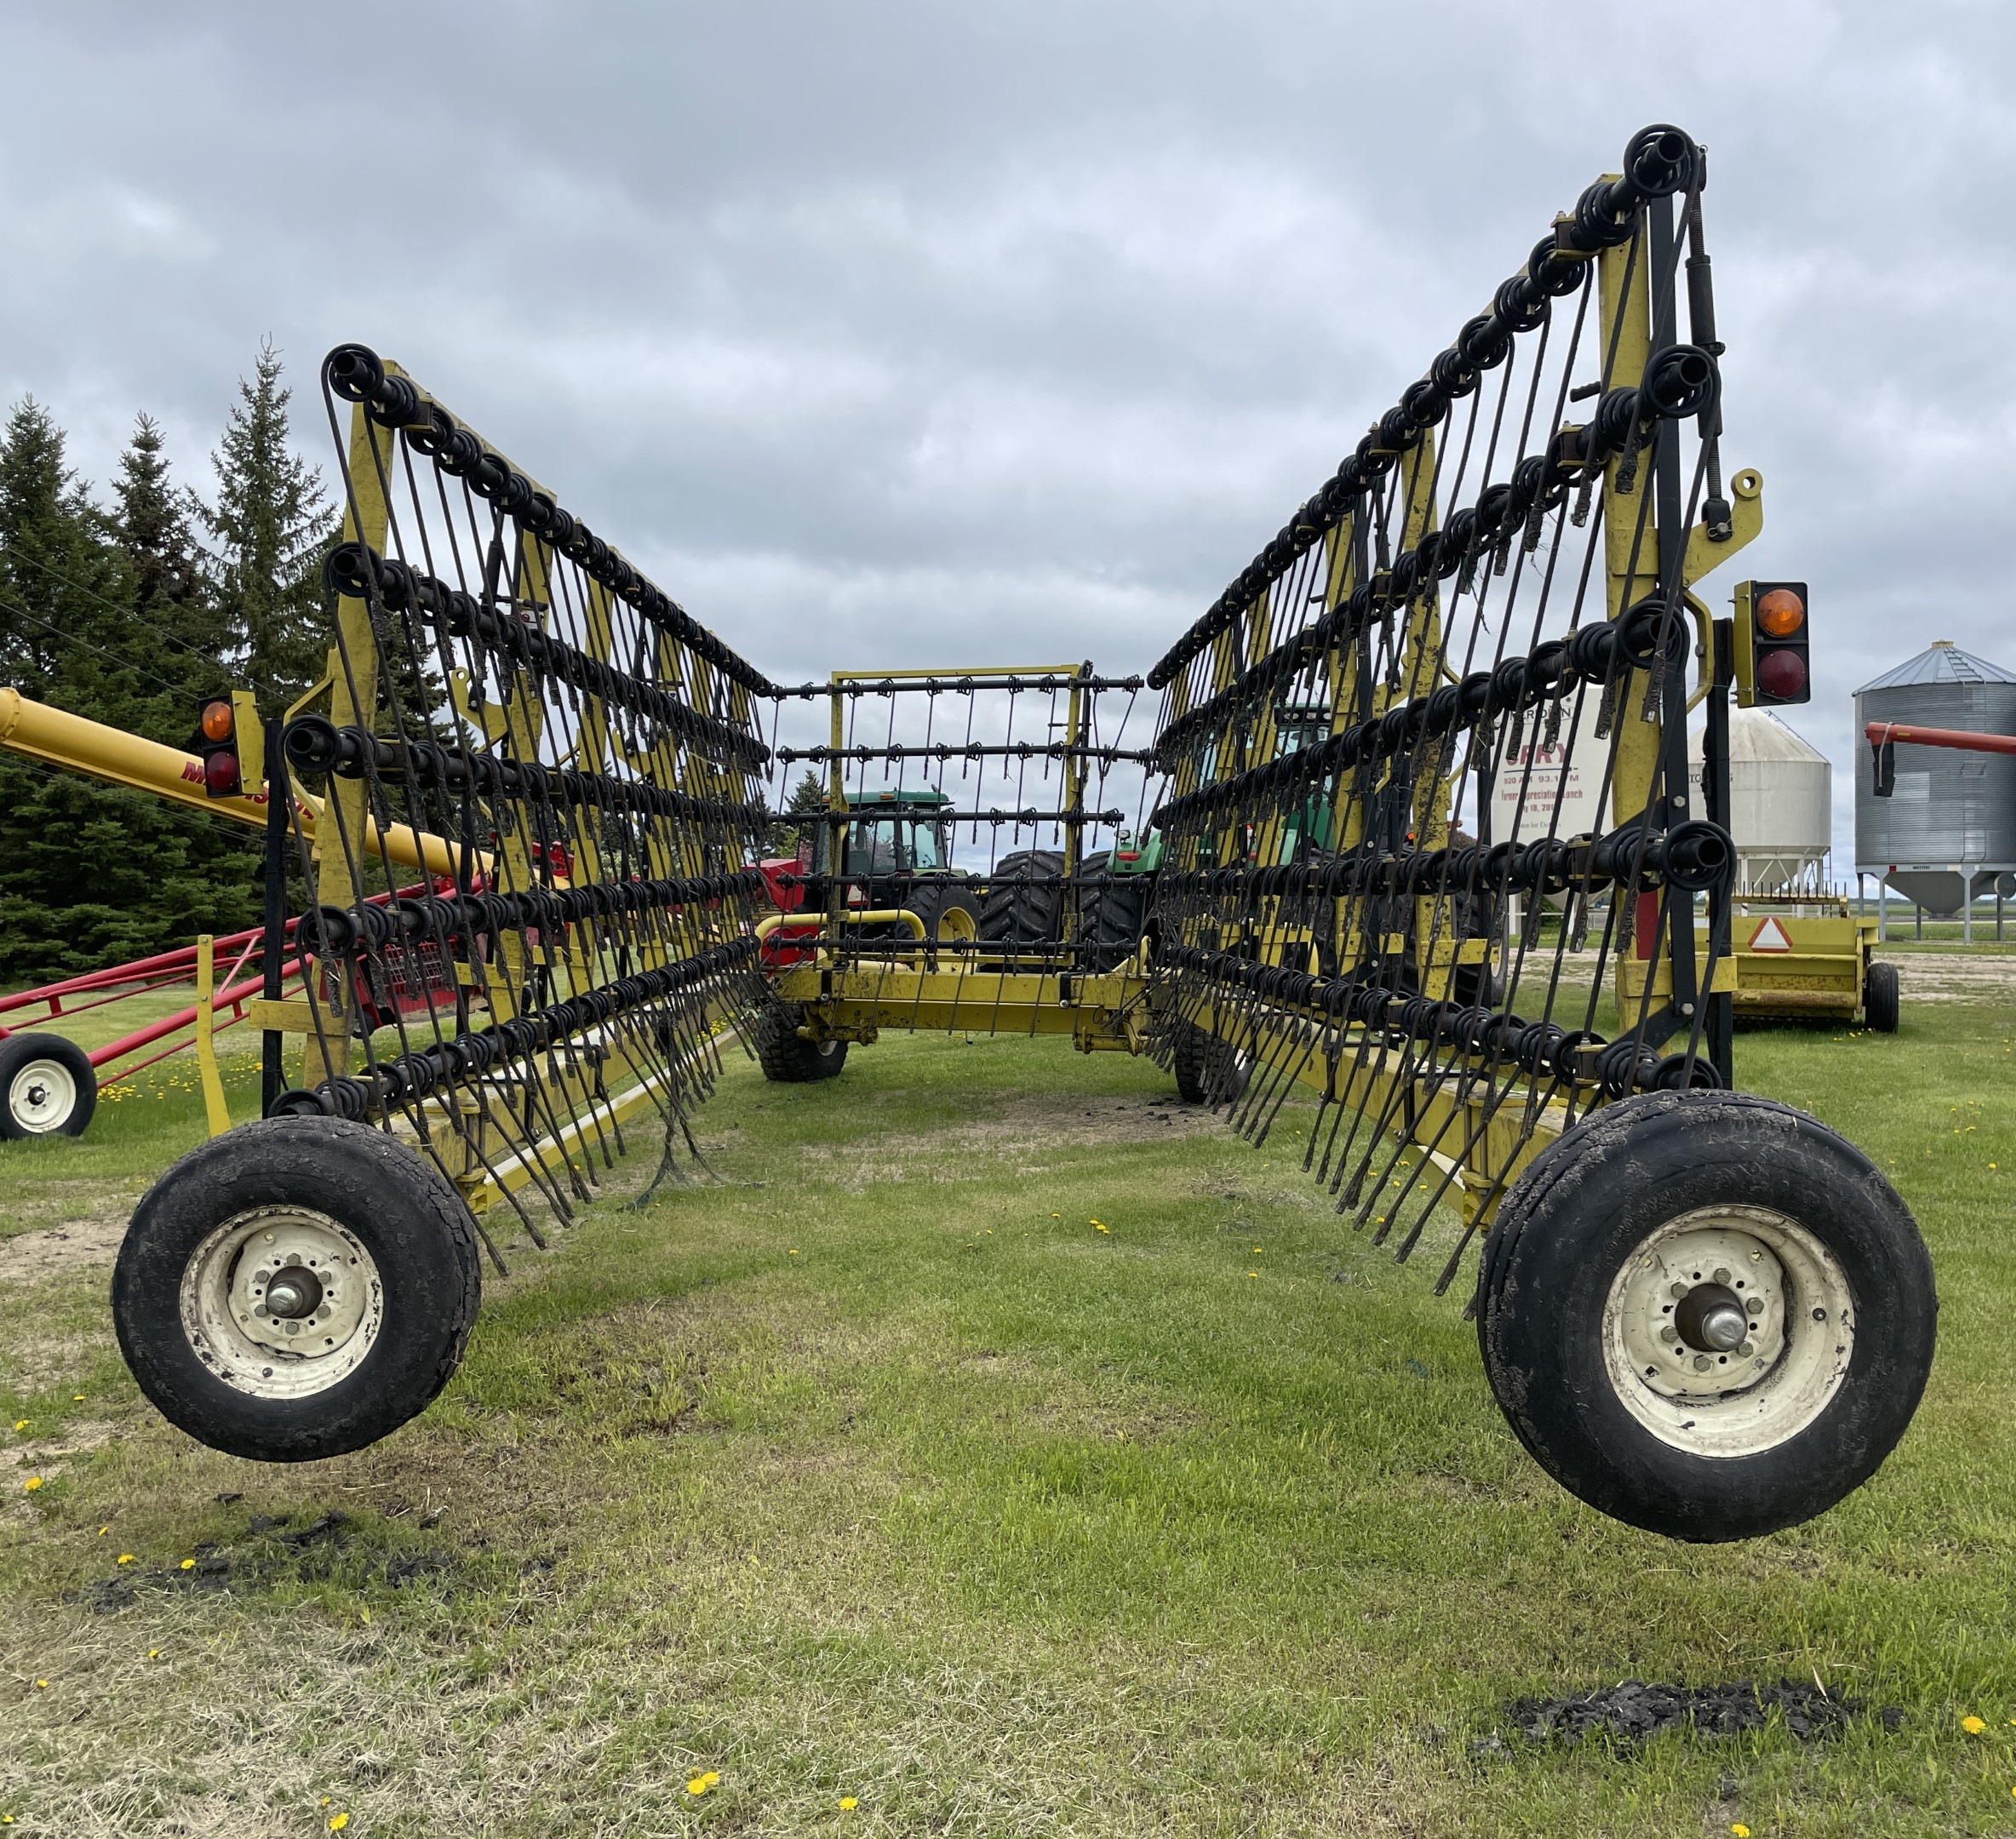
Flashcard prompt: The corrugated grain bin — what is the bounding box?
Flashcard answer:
[1854,640,2016,914]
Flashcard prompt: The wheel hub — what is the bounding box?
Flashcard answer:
[1602,1206,1855,1459]
[1673,1280,1750,1353]
[8,1057,77,1133]
[262,1265,324,1320]
[179,1206,384,1399]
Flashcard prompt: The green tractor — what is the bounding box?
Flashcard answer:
[976,827,1161,973]
[754,789,982,1082]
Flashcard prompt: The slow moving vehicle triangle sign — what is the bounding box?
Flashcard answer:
[1748,916,1794,954]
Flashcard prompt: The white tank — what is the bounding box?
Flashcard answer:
[1688,706,1832,893]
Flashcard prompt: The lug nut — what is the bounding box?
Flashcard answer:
[1693,1354,1712,1372]
[1745,1296,1764,1315]
[1713,1267,1732,1285]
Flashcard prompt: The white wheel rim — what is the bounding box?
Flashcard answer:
[9,1057,78,1133]
[179,1206,384,1401]
[1601,1204,1854,1459]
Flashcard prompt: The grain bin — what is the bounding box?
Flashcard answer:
[1854,639,2016,914]
[1688,707,1831,893]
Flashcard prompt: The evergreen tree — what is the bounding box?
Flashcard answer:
[201,340,338,708]
[763,767,830,856]
[0,403,259,982]
[116,412,205,620]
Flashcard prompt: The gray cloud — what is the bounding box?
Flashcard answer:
[4,0,2013,861]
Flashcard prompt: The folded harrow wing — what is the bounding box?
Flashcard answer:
[106,126,1935,1540]
[112,345,780,1463]
[1133,124,1933,1538]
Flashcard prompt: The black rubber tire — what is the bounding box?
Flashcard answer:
[1865,959,1900,1034]
[1475,1089,1935,1541]
[902,879,983,958]
[753,1000,848,1082]
[979,850,1065,949]
[1452,959,1500,1007]
[1074,872,1150,973]
[0,1032,97,1140]
[1171,1021,1252,1106]
[111,1116,482,1462]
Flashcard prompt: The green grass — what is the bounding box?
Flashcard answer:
[3,990,2015,1836]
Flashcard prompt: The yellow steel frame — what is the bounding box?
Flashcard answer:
[240,372,756,1214]
[1141,183,1773,1227]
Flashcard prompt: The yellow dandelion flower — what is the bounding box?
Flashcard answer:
[72,1395,83,1402]
[788,1248,799,1255]
[1095,1223,1109,1234]
[1731,1826,1750,1838]
[1962,1715,1987,1733]
[98,1525,109,1536]
[33,1680,48,1688]
[1246,1270,1259,1278]
[179,1557,196,1571]
[117,1554,135,1566]
[329,1817,349,1833]
[11,1421,24,1432]
[23,1477,42,1492]
[686,1778,710,1796]
[148,1649,159,1659]
[840,1796,858,1811]
[1051,1212,1060,1217]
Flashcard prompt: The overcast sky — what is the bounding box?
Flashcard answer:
[4,0,2012,866]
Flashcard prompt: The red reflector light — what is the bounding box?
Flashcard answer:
[203,751,239,793]
[1758,650,1807,699]
[200,700,234,742]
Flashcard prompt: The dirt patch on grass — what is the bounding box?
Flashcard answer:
[1488,1678,1899,1750]
[847,1095,1218,1184]
[0,1214,126,1283]
[1874,949,2016,1005]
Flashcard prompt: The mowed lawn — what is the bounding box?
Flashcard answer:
[2,970,2013,1836]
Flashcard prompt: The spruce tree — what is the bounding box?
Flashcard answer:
[0,402,258,980]
[202,340,338,708]
[116,413,205,620]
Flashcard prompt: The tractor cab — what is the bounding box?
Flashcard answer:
[812,788,954,878]
[1272,701,1336,862]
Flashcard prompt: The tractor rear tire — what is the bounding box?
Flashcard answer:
[1865,960,1900,1034]
[979,850,1065,953]
[111,1116,481,1462]
[903,879,983,958]
[1171,1022,1251,1106]
[753,1001,848,1082]
[1074,871,1149,973]
[0,1033,96,1140]
[1475,1089,1935,1541]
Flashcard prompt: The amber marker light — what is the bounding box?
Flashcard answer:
[1755,587,1806,638]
